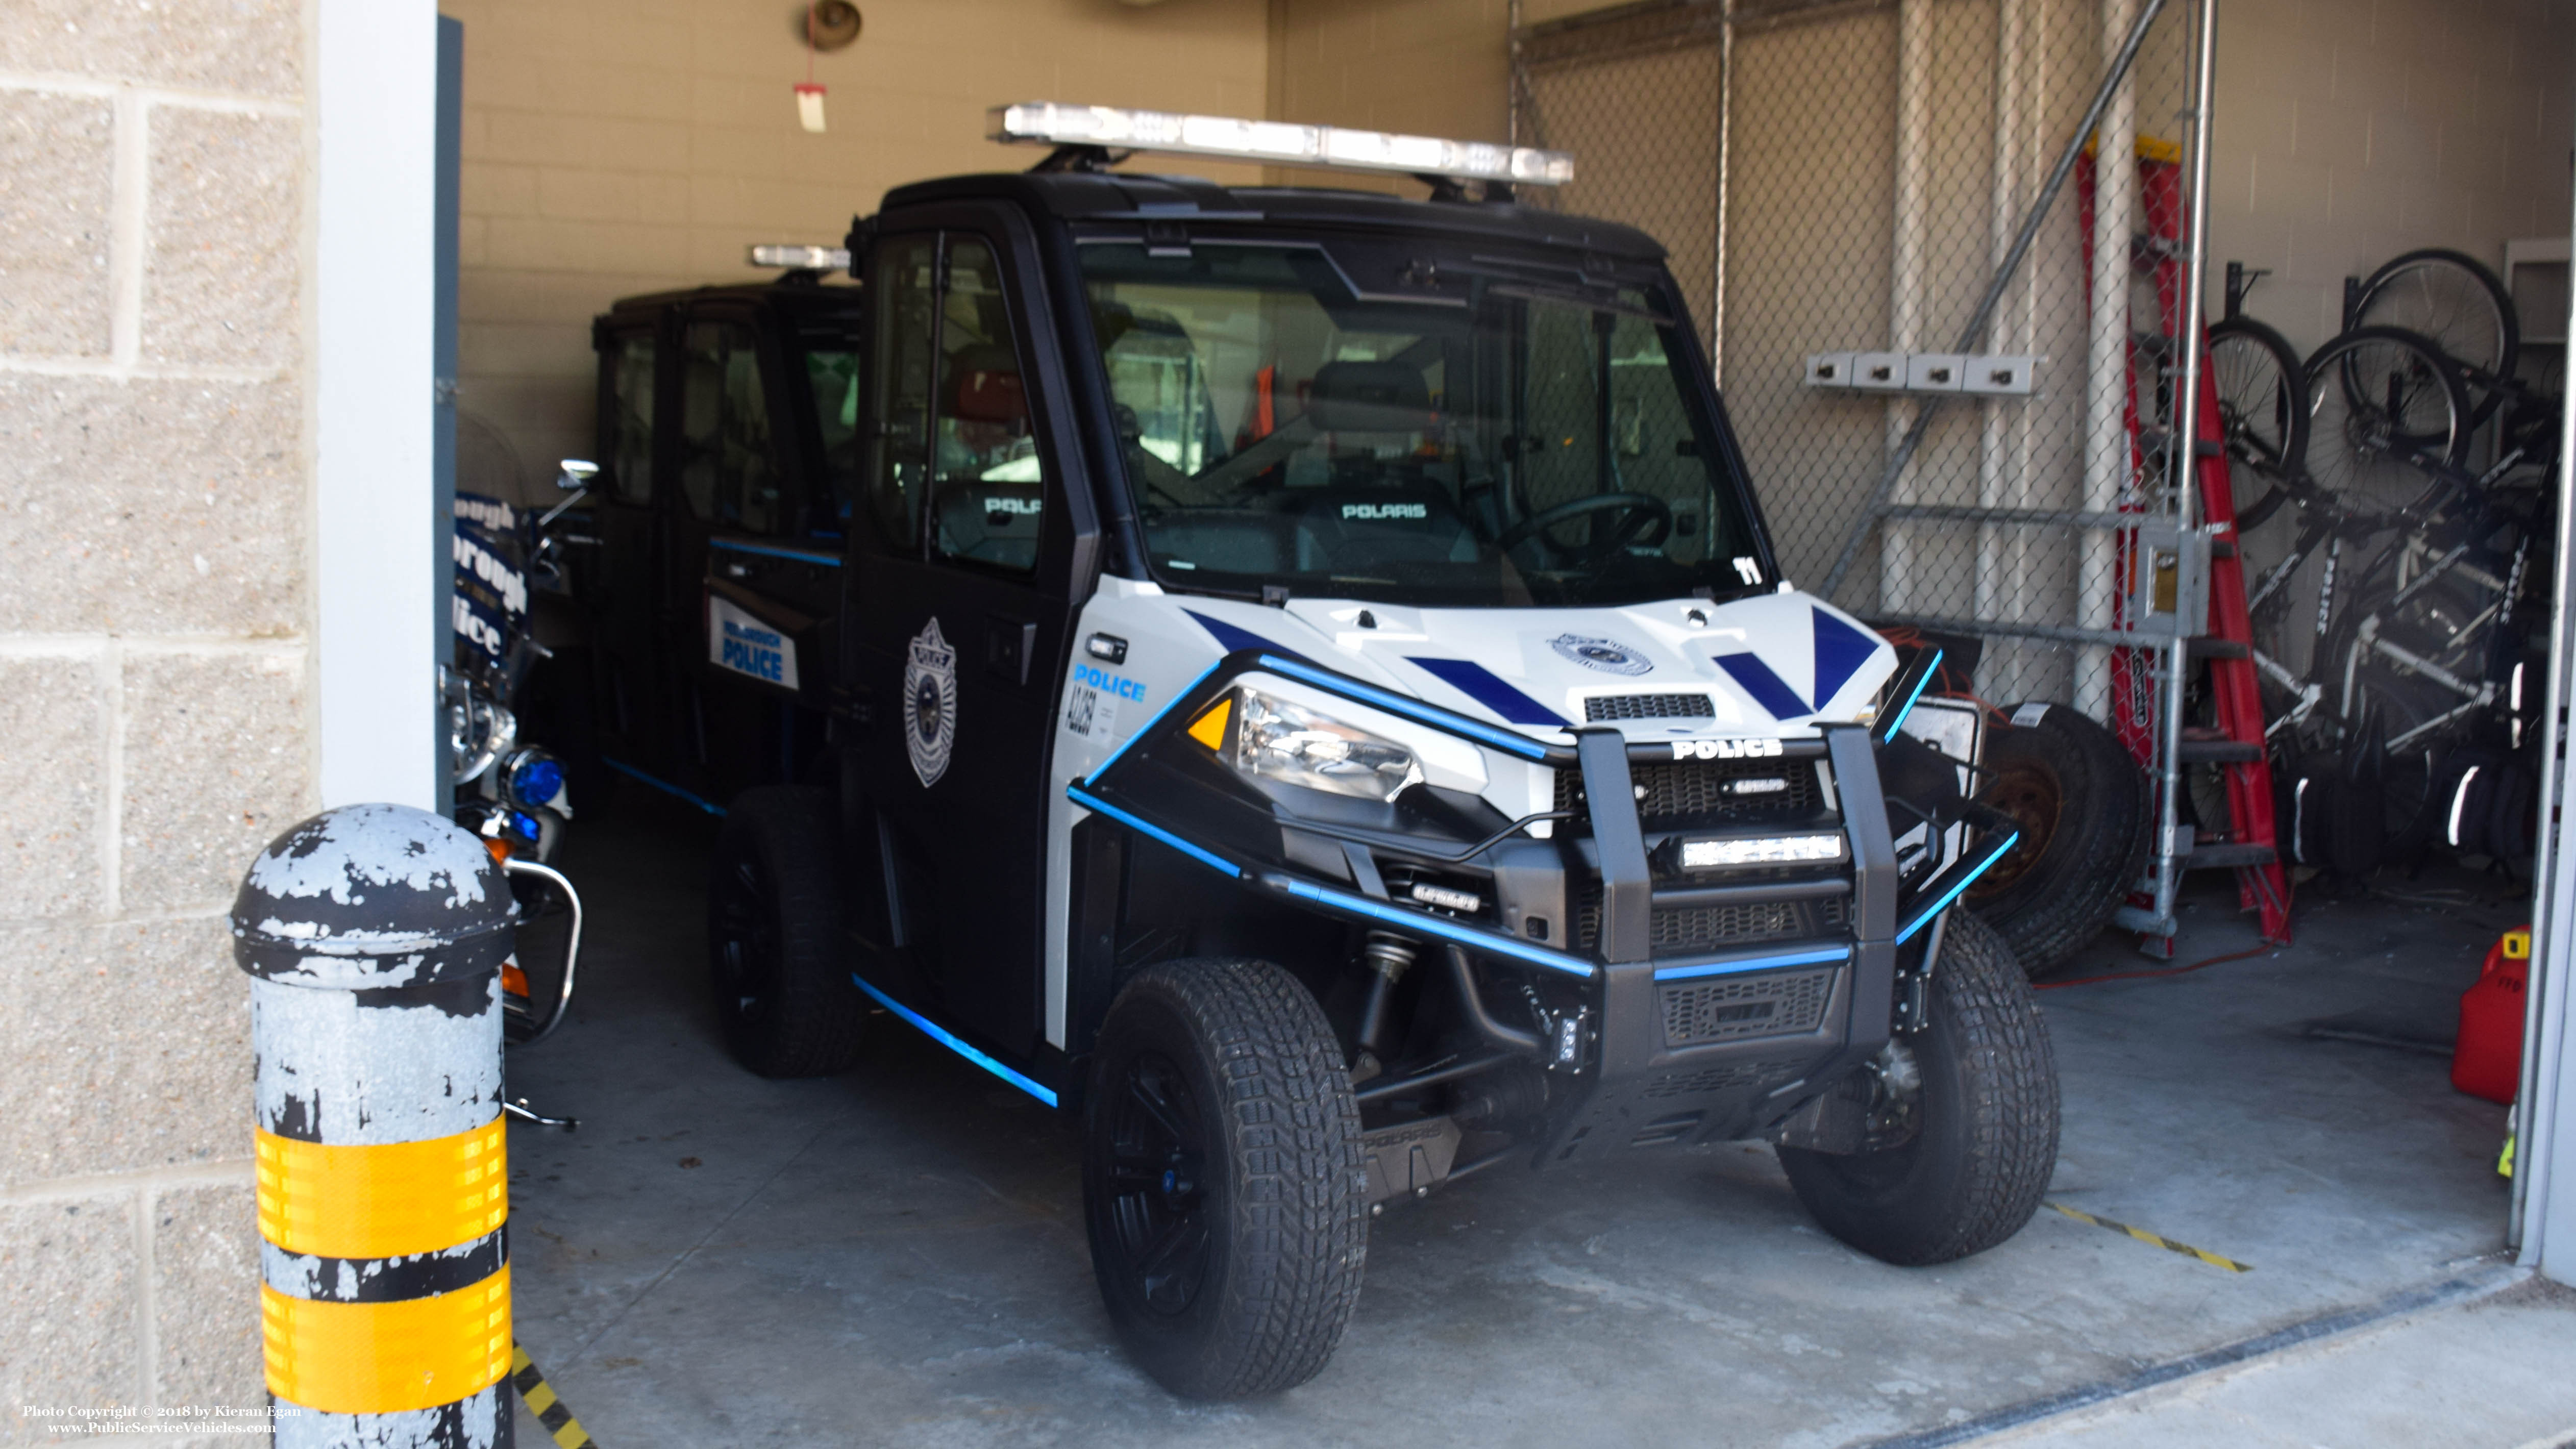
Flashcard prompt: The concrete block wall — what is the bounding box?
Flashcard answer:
[0,3,307,1442]
[2207,0,2575,356]
[438,0,1275,507]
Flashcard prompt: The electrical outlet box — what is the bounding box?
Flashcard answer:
[1962,354,2037,395]
[1804,353,1855,388]
[1904,353,1966,391]
[1852,352,1906,390]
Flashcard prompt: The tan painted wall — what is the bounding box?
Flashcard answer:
[0,3,305,1430]
[440,0,1276,506]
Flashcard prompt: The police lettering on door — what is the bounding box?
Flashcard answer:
[709,594,800,689]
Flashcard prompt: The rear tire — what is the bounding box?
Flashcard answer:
[1967,705,2149,977]
[1779,911,2059,1265]
[707,786,868,1078]
[1083,958,1368,1401]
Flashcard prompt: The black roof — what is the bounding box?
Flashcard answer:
[881,170,1668,262]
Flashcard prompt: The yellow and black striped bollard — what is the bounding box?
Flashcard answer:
[233,804,522,1448]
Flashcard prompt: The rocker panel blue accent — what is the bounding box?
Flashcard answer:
[851,975,1058,1107]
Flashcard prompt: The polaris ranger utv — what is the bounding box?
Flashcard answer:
[580,104,2058,1400]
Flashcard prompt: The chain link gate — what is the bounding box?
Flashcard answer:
[1513,0,2228,945]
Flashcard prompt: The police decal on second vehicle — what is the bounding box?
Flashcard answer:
[905,617,959,787]
[709,594,800,689]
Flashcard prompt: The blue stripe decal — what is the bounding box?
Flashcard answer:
[1811,607,1879,709]
[851,974,1058,1107]
[1654,944,1852,982]
[1089,661,1223,778]
[601,757,726,816]
[1716,652,1811,721]
[1896,831,2020,943]
[1881,647,1941,739]
[1259,655,1553,761]
[1406,657,1570,728]
[710,537,843,567]
[1184,608,1288,655]
[1066,786,1244,878]
[1276,878,1596,978]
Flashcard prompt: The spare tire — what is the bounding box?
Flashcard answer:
[1966,704,2150,977]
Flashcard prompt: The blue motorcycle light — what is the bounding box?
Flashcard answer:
[510,810,544,840]
[510,756,564,806]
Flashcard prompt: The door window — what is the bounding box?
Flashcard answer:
[868,236,937,553]
[679,320,786,532]
[607,335,655,506]
[929,238,1044,573]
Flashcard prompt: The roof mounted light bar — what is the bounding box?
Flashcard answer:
[987,102,1574,188]
[748,244,851,270]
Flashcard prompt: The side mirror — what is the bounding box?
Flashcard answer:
[557,459,599,492]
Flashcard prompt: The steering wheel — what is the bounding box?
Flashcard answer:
[1494,492,1673,563]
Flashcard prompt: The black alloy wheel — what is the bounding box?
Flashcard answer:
[1101,1050,1216,1318]
[1082,957,1367,1400]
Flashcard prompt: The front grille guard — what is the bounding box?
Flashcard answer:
[1069,647,2019,985]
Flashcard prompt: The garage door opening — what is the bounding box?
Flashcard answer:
[423,0,2576,1441]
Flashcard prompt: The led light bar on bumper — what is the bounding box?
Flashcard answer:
[987,102,1574,186]
[1678,833,1847,869]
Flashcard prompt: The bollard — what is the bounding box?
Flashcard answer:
[231,804,521,1448]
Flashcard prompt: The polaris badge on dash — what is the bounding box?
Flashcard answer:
[559,102,2057,1402]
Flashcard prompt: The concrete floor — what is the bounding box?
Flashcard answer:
[501,791,2541,1448]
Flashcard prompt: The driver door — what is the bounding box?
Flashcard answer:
[843,216,1087,1061]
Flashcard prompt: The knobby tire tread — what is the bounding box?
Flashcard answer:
[716,786,868,1078]
[1105,958,1368,1398]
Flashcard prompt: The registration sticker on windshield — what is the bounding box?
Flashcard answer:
[710,594,799,689]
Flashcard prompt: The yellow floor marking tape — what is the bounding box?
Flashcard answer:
[2046,1201,2253,1274]
[511,1345,601,1449]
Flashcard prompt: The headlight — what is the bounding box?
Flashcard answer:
[1225,688,1423,803]
[1679,832,1846,869]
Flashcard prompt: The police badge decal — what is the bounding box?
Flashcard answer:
[904,617,958,787]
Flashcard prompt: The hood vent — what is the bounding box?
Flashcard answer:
[1583,692,1715,722]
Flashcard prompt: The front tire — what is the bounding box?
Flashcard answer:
[1779,911,2059,1265]
[707,786,867,1078]
[1083,958,1368,1401]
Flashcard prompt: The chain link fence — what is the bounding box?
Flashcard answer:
[1515,0,2207,725]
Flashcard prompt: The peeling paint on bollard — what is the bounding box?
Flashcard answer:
[233,804,521,1449]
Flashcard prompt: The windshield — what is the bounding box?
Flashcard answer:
[1077,242,1765,608]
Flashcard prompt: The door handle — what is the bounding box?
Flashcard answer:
[721,560,754,580]
[985,615,1037,687]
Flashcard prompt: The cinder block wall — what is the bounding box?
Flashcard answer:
[2205,0,2574,356]
[0,3,307,1440]
[439,0,1275,507]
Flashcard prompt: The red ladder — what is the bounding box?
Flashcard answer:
[2082,141,2294,948]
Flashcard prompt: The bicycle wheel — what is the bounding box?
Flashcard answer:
[2209,316,2309,530]
[2302,326,2473,521]
[2354,248,2519,421]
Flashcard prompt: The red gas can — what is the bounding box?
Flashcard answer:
[2453,927,2531,1105]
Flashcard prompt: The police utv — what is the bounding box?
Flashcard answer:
[573,105,2058,1400]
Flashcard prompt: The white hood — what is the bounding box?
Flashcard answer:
[1174,590,1896,743]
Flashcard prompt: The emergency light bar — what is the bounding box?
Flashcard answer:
[748,244,851,270]
[987,102,1574,188]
